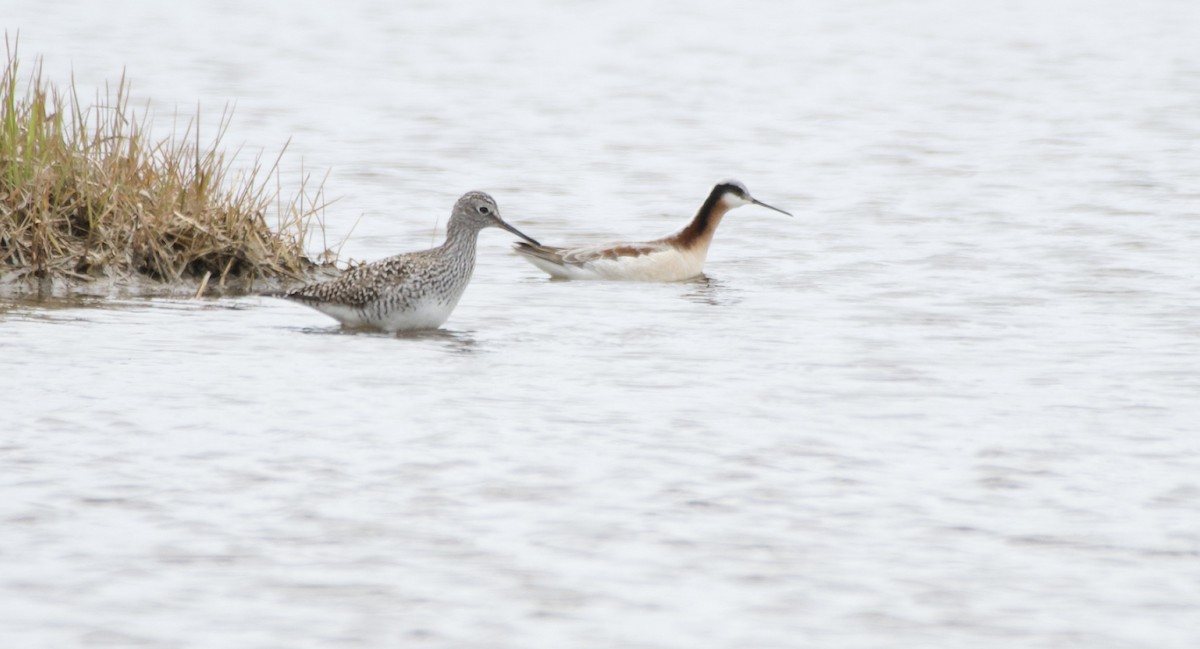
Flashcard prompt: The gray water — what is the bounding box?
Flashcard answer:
[3,1,1200,647]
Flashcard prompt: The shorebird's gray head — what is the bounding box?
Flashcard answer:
[712,179,792,217]
[452,191,541,245]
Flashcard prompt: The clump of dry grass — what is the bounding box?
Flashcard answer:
[0,39,336,296]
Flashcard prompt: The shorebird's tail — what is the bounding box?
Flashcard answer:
[512,241,566,264]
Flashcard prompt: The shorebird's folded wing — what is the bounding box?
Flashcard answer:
[285,254,427,307]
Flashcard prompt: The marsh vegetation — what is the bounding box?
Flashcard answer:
[0,41,334,296]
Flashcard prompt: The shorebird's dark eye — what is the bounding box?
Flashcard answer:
[478,206,490,215]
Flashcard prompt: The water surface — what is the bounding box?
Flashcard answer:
[2,1,1200,647]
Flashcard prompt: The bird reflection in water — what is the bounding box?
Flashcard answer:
[681,275,743,306]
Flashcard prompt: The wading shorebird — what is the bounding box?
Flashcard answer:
[512,179,791,281]
[281,191,539,332]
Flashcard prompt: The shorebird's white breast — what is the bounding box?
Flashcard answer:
[309,295,458,332]
[375,298,457,331]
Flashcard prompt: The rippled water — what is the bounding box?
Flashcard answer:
[3,1,1200,647]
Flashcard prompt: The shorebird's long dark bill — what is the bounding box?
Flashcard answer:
[752,198,793,217]
[498,220,541,246]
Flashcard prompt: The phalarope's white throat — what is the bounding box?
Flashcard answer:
[282,191,539,332]
[512,179,790,282]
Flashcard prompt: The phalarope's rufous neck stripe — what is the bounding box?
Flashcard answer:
[513,179,790,282]
[281,191,539,332]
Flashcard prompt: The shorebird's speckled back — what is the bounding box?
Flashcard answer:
[283,192,539,331]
